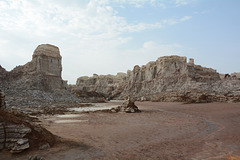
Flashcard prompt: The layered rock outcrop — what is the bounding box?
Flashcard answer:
[0,109,56,153]
[0,123,31,153]
[75,55,240,103]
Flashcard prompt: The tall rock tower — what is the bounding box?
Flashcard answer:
[31,44,62,77]
[4,44,68,91]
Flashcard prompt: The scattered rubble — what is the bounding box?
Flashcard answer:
[29,155,45,160]
[110,95,140,113]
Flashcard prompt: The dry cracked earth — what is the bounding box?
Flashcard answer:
[1,101,240,160]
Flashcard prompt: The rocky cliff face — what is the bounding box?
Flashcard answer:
[75,55,240,103]
[120,56,220,98]
[0,44,80,107]
[76,72,127,98]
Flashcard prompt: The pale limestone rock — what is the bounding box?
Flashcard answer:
[33,44,61,58]
[188,58,194,65]
[73,55,240,103]
[76,72,127,98]
[2,44,65,90]
[31,44,62,77]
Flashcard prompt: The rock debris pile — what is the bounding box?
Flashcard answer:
[111,95,140,113]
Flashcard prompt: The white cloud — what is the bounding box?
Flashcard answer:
[0,0,193,83]
[0,0,193,35]
[180,16,192,21]
[111,41,185,70]
[194,10,210,15]
[137,41,183,55]
[175,0,196,7]
[104,0,195,8]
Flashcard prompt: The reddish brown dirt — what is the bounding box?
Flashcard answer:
[1,102,240,160]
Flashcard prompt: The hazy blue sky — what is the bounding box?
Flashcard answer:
[0,0,239,84]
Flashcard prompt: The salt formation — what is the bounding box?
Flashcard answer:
[75,56,240,103]
[31,44,62,77]
[0,44,80,107]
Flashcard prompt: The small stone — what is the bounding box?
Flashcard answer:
[16,139,28,145]
[29,155,45,160]
[39,143,50,150]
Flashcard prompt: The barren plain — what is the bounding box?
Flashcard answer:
[1,101,239,160]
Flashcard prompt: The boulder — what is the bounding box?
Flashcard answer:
[111,95,140,113]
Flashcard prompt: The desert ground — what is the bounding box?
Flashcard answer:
[1,101,240,160]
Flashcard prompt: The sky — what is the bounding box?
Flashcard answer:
[0,0,240,84]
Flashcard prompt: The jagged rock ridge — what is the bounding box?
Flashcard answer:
[75,55,240,103]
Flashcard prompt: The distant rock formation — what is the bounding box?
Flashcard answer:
[75,55,240,103]
[0,44,80,107]
[76,72,127,99]
[231,72,240,79]
[120,56,220,98]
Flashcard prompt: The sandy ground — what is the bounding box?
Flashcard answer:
[1,102,240,160]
